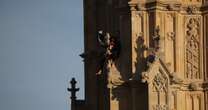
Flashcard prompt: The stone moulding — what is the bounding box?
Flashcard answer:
[127,1,208,14]
[140,58,182,85]
[138,58,207,91]
[128,1,182,11]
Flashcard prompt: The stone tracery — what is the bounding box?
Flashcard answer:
[185,17,200,79]
[153,72,168,92]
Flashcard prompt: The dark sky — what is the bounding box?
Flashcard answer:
[0,0,84,110]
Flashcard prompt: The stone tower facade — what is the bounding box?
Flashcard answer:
[68,0,208,110]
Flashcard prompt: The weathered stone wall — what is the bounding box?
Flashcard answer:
[81,0,208,110]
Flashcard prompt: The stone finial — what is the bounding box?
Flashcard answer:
[68,78,80,101]
[187,6,197,14]
[167,32,175,41]
[141,72,149,83]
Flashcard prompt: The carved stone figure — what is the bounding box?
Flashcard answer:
[96,30,121,74]
[97,30,120,62]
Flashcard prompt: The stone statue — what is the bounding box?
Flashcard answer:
[97,30,120,61]
[96,30,121,74]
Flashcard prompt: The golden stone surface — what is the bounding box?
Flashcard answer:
[71,0,208,110]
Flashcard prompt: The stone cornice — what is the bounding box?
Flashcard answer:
[145,1,182,11]
[127,1,208,14]
[203,82,208,90]
[171,81,208,91]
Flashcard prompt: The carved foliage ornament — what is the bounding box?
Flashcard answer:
[186,6,198,14]
[185,18,200,79]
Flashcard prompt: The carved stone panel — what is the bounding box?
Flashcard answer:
[205,15,208,80]
[152,72,168,93]
[165,13,176,73]
[143,59,171,110]
[185,17,201,80]
[151,69,169,110]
